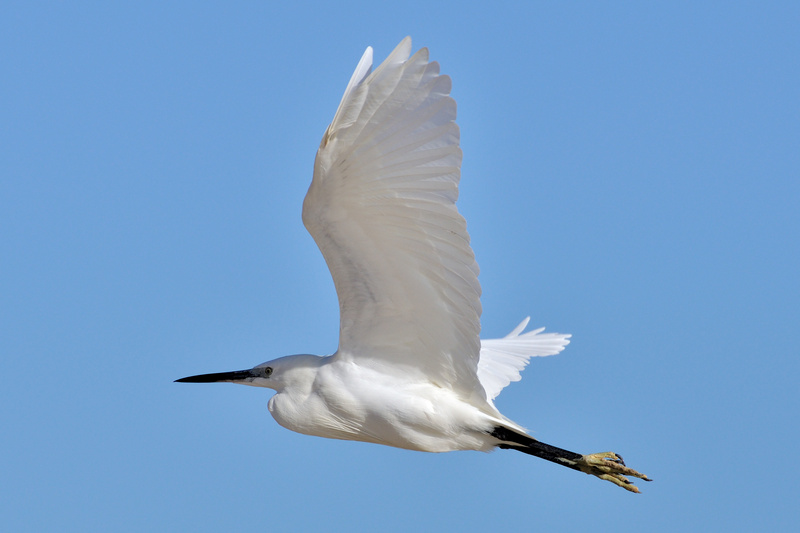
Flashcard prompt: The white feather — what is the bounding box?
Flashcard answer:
[478,317,571,402]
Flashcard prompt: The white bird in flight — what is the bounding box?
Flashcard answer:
[177,37,650,492]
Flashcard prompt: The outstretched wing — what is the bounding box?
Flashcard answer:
[478,317,571,403]
[303,37,485,406]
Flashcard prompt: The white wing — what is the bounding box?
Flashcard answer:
[478,317,571,403]
[303,37,486,406]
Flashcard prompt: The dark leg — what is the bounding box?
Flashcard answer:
[490,426,584,471]
[489,426,652,493]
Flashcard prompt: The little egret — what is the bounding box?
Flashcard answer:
[177,37,650,492]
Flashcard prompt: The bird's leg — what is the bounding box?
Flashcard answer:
[490,427,652,493]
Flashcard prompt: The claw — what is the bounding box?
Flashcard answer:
[606,454,625,466]
[577,452,652,493]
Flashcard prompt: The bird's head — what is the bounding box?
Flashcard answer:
[175,354,323,392]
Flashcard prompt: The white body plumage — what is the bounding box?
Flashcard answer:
[257,317,568,453]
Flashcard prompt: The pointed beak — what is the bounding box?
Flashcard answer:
[175,369,257,384]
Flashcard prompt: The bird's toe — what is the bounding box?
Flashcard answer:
[577,451,651,493]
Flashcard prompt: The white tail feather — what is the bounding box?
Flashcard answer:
[478,317,571,402]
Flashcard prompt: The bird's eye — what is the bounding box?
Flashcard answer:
[263,367,273,377]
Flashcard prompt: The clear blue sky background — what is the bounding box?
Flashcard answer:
[2,2,798,531]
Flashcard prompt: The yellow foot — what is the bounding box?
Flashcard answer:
[577,452,652,493]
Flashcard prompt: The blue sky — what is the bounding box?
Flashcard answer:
[2,1,798,531]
